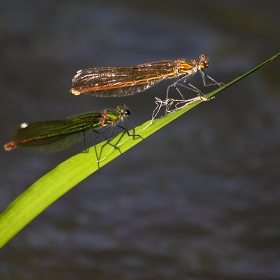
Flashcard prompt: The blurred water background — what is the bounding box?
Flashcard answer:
[0,1,280,279]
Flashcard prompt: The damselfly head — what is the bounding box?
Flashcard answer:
[197,54,209,69]
[117,104,130,118]
[124,109,130,118]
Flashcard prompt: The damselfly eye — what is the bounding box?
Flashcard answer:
[199,61,208,68]
[124,110,130,117]
[199,54,209,69]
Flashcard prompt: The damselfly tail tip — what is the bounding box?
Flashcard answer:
[4,141,18,151]
[70,88,81,95]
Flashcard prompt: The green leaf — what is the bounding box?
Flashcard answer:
[0,52,279,248]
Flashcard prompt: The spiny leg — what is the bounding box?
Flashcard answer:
[199,68,224,87]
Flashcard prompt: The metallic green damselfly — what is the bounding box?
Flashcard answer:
[4,105,131,153]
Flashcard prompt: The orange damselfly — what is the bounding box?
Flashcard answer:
[70,54,223,100]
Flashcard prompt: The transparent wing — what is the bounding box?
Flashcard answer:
[71,60,179,97]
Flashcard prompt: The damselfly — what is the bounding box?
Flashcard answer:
[70,54,223,100]
[4,105,131,153]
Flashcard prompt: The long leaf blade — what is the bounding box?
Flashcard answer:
[0,52,279,248]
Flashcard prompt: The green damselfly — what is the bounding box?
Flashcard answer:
[4,105,131,153]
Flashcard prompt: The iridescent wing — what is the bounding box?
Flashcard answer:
[4,112,103,153]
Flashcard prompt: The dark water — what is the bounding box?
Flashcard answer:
[1,1,280,279]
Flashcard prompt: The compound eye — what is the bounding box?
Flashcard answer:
[124,109,130,117]
[199,61,208,68]
[199,54,209,68]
